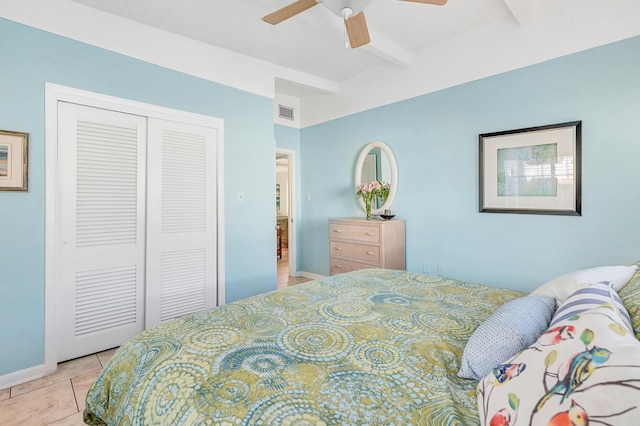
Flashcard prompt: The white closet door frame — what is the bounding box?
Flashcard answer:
[44,83,226,375]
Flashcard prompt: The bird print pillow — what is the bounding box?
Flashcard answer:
[477,302,640,426]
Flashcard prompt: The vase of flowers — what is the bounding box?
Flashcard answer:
[356,180,390,219]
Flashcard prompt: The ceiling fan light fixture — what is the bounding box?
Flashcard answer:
[263,0,447,50]
[322,0,371,18]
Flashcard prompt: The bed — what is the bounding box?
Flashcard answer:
[84,267,640,425]
[84,269,523,425]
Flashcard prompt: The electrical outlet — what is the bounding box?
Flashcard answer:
[306,194,311,202]
[237,191,244,202]
[438,264,445,277]
[422,262,430,274]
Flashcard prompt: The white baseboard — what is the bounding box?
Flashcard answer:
[296,271,325,280]
[0,364,47,391]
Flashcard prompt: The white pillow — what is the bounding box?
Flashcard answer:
[529,265,637,307]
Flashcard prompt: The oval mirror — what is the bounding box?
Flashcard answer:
[354,141,398,216]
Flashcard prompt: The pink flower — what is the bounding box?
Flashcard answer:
[356,180,390,204]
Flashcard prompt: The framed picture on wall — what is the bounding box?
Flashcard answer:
[0,130,29,192]
[479,121,581,215]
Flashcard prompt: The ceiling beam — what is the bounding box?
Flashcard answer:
[501,0,535,26]
[313,13,416,67]
[361,29,415,67]
[263,0,415,67]
[274,72,340,95]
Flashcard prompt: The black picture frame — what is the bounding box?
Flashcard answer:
[479,121,581,216]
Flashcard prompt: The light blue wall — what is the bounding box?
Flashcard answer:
[300,36,640,290]
[0,18,276,376]
[275,125,302,268]
[3,16,639,380]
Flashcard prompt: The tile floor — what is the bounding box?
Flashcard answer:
[1,254,311,425]
[0,348,117,426]
[277,249,313,289]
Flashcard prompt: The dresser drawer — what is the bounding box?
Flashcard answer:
[330,258,375,275]
[330,241,380,263]
[329,218,405,276]
[330,223,380,243]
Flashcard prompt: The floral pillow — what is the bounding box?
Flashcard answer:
[477,303,640,426]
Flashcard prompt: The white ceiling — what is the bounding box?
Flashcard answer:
[66,0,533,96]
[11,0,636,124]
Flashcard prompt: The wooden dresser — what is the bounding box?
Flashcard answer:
[329,218,406,275]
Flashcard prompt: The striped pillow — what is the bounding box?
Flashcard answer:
[550,281,633,331]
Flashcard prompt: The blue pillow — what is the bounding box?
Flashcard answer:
[550,281,633,332]
[457,295,555,381]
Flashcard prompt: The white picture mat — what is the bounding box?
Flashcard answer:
[482,126,577,211]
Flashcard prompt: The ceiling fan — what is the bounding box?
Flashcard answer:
[262,0,448,49]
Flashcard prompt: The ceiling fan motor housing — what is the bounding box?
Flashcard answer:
[322,0,372,18]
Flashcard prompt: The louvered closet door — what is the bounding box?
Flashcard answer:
[145,118,217,328]
[57,102,147,362]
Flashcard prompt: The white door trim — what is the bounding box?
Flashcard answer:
[275,147,296,278]
[44,83,226,374]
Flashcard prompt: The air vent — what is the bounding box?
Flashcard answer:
[278,105,295,121]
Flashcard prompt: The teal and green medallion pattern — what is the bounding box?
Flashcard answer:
[84,269,524,425]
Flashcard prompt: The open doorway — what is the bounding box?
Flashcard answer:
[275,149,296,289]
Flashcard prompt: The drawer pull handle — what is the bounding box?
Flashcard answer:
[335,247,342,251]
[336,265,342,269]
[335,229,342,233]
[367,251,374,255]
[366,232,374,236]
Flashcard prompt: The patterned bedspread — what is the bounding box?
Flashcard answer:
[84,269,523,425]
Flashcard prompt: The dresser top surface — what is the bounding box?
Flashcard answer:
[330,217,404,224]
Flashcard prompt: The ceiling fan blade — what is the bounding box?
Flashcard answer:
[401,0,448,5]
[263,0,318,25]
[345,12,370,48]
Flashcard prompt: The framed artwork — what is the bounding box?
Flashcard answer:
[479,121,581,215]
[0,130,29,191]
